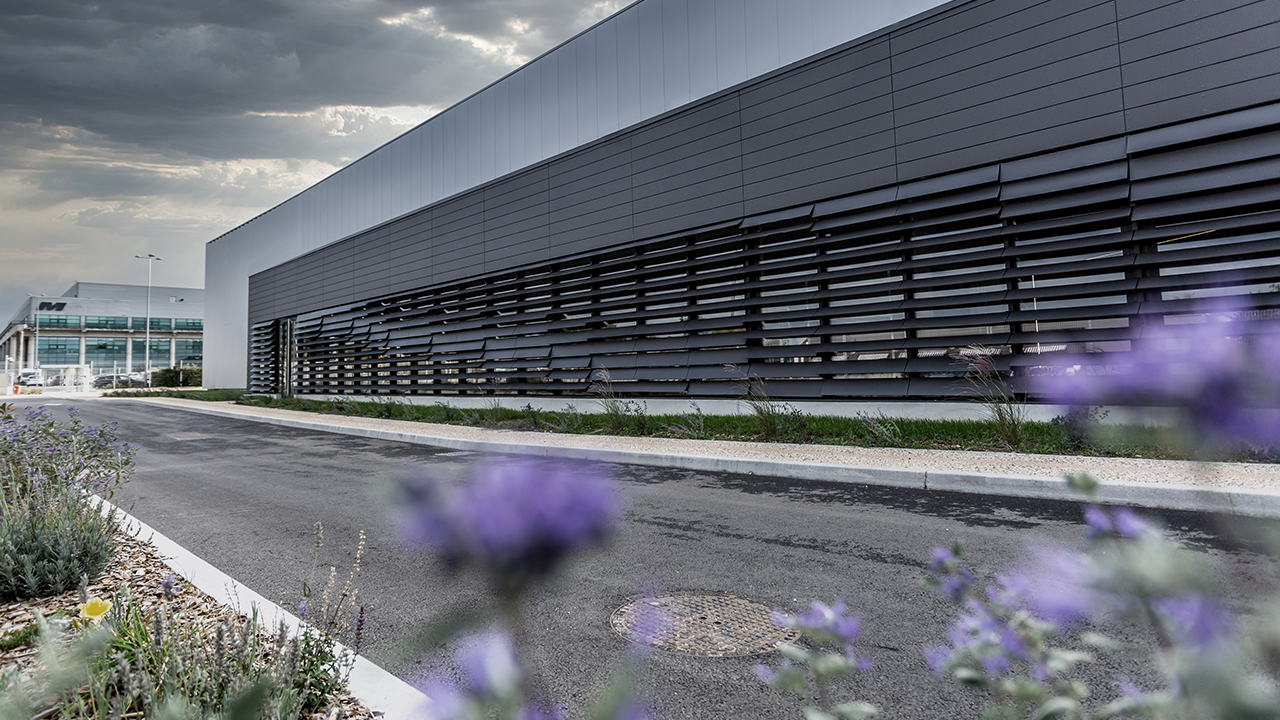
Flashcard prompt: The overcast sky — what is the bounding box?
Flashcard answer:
[0,0,624,317]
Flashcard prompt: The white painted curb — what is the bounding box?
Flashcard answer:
[99,498,428,719]
[131,399,1280,518]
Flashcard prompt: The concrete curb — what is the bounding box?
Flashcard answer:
[99,497,429,720]
[131,399,1280,518]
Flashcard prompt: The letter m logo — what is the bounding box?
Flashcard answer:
[37,302,67,311]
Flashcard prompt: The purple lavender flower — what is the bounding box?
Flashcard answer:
[456,628,521,698]
[420,679,467,720]
[1083,504,1153,540]
[399,460,621,580]
[774,598,861,646]
[1111,507,1152,540]
[1153,594,1234,649]
[1011,545,1098,627]
[753,664,775,683]
[923,644,952,678]
[1035,299,1280,448]
[297,600,308,616]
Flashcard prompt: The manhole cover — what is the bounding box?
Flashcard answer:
[610,592,798,657]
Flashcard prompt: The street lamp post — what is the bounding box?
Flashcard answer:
[26,293,46,373]
[135,254,162,387]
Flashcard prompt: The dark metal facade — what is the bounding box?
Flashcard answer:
[247,0,1280,398]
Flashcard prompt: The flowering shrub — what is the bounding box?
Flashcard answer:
[398,460,620,595]
[1036,301,1280,452]
[0,407,135,600]
[399,460,649,720]
[755,599,876,720]
[0,406,136,500]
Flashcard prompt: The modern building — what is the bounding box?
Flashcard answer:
[1,283,205,377]
[207,0,1280,401]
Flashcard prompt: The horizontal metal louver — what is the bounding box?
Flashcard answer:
[248,104,1280,401]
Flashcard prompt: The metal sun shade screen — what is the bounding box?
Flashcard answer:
[248,115,1280,400]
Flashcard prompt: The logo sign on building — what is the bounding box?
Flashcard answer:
[37,302,67,311]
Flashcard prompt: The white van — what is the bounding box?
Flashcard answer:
[17,370,44,387]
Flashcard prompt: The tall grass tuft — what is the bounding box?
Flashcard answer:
[957,345,1027,449]
[724,364,809,441]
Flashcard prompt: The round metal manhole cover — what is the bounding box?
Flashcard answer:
[610,592,799,657]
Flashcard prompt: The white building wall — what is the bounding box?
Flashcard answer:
[205,0,950,388]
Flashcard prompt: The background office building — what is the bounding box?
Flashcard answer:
[1,283,205,376]
[207,0,1280,400]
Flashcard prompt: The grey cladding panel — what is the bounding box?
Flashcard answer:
[898,111,1128,181]
[632,140,744,189]
[549,136,632,179]
[1124,70,1280,131]
[1121,24,1280,85]
[549,191,633,227]
[1120,1,1276,61]
[892,2,1118,97]
[550,169,634,211]
[742,102,896,169]
[744,161,898,215]
[550,214,635,250]
[1117,0,1269,34]
[738,39,891,119]
[741,81,894,154]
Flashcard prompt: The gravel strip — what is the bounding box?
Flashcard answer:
[0,527,377,718]
[127,397,1280,491]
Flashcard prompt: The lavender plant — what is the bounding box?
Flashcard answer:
[0,407,135,600]
[1036,300,1280,454]
[396,459,651,719]
[0,576,348,719]
[754,599,877,720]
[0,406,136,499]
[920,481,1269,720]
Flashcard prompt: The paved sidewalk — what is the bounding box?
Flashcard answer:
[114,396,1280,518]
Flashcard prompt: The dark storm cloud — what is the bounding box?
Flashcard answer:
[0,0,540,161]
[0,0,613,312]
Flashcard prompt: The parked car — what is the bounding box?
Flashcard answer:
[17,371,44,386]
[93,373,144,389]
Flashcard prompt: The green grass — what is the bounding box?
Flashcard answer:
[0,621,42,651]
[106,388,246,401]
[225,394,1270,463]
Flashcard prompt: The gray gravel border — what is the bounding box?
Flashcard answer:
[126,398,1280,518]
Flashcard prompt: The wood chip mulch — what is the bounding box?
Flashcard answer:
[0,529,381,719]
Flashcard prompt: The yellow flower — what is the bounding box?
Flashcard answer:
[78,597,111,622]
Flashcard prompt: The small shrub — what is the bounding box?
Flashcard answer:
[662,400,708,439]
[0,493,120,601]
[150,366,202,388]
[588,369,648,434]
[0,407,134,601]
[854,411,903,446]
[1050,405,1110,448]
[544,404,584,434]
[724,364,809,441]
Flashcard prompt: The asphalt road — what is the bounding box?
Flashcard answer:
[17,397,1280,719]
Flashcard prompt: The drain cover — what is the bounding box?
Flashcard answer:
[610,592,798,657]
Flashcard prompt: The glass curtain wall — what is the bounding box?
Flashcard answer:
[85,338,127,371]
[175,339,203,367]
[36,338,79,365]
[131,339,170,371]
[36,315,80,329]
[85,316,128,329]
